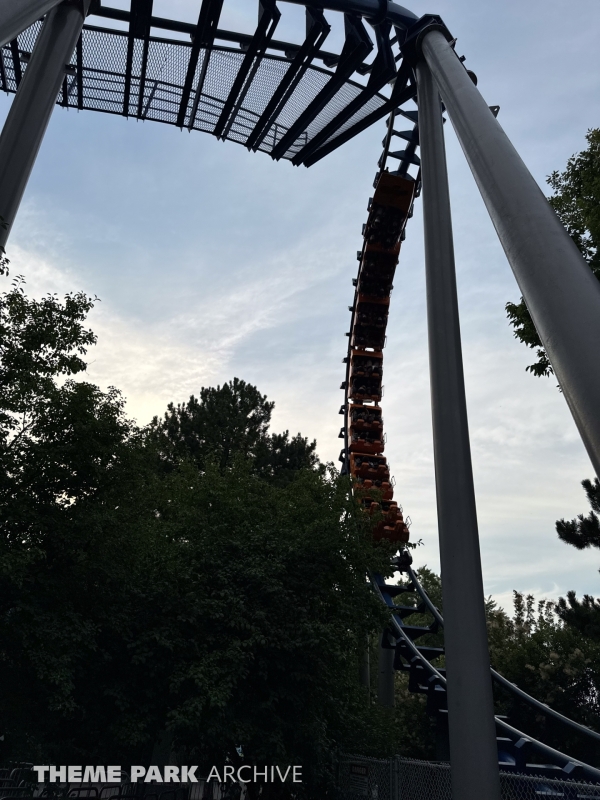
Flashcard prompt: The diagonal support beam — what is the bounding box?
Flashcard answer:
[245,6,330,152]
[422,27,600,480]
[292,22,397,165]
[302,67,416,167]
[213,0,281,139]
[176,0,225,129]
[0,0,64,50]
[271,12,373,160]
[0,0,91,248]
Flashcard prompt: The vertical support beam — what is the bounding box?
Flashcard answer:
[421,28,600,480]
[0,0,64,50]
[0,0,90,249]
[415,59,501,800]
[358,637,370,693]
[377,633,395,708]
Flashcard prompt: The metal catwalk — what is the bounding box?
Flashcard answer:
[0,1,418,165]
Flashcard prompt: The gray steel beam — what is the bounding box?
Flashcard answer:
[421,29,600,480]
[0,0,63,49]
[283,0,418,27]
[416,58,501,800]
[0,0,91,249]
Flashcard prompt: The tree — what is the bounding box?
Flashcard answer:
[506,128,600,377]
[0,275,139,544]
[0,275,151,763]
[556,477,600,553]
[148,379,319,486]
[0,274,396,795]
[487,592,600,767]
[552,478,600,638]
[505,130,600,639]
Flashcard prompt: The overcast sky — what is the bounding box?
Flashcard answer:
[2,0,600,610]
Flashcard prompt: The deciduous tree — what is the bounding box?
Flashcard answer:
[506,128,600,377]
[0,275,394,797]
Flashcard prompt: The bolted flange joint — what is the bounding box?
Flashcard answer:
[400,14,454,66]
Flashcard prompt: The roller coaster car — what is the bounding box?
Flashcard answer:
[349,428,384,455]
[356,276,393,298]
[361,245,398,266]
[361,247,399,270]
[350,350,383,378]
[362,241,400,260]
[352,326,386,350]
[365,498,409,544]
[349,376,382,403]
[349,403,383,429]
[358,250,398,297]
[372,521,410,545]
[373,171,415,213]
[364,203,407,249]
[364,499,403,522]
[355,296,389,326]
[350,453,390,481]
[354,477,394,501]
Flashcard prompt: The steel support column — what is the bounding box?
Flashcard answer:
[421,28,600,480]
[0,0,90,249]
[0,0,64,50]
[377,634,395,708]
[416,58,501,800]
[359,637,371,692]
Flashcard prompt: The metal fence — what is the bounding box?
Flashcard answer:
[338,755,600,800]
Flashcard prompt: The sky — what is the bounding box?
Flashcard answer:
[2,0,600,611]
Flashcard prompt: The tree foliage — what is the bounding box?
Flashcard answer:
[487,592,600,767]
[505,130,600,647]
[556,477,600,552]
[0,276,138,545]
[148,379,318,487]
[553,478,600,639]
[0,275,396,795]
[506,128,600,377]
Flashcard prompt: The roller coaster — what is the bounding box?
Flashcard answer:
[1,2,600,799]
[340,112,600,785]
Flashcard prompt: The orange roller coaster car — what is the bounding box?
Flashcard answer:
[342,170,416,547]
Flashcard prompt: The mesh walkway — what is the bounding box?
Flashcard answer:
[0,11,411,165]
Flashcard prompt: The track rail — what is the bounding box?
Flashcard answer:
[339,112,420,547]
[372,568,600,781]
[404,564,600,745]
[341,112,600,783]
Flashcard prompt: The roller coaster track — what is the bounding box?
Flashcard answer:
[338,108,419,547]
[339,115,600,784]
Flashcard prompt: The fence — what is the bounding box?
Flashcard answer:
[338,755,600,800]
